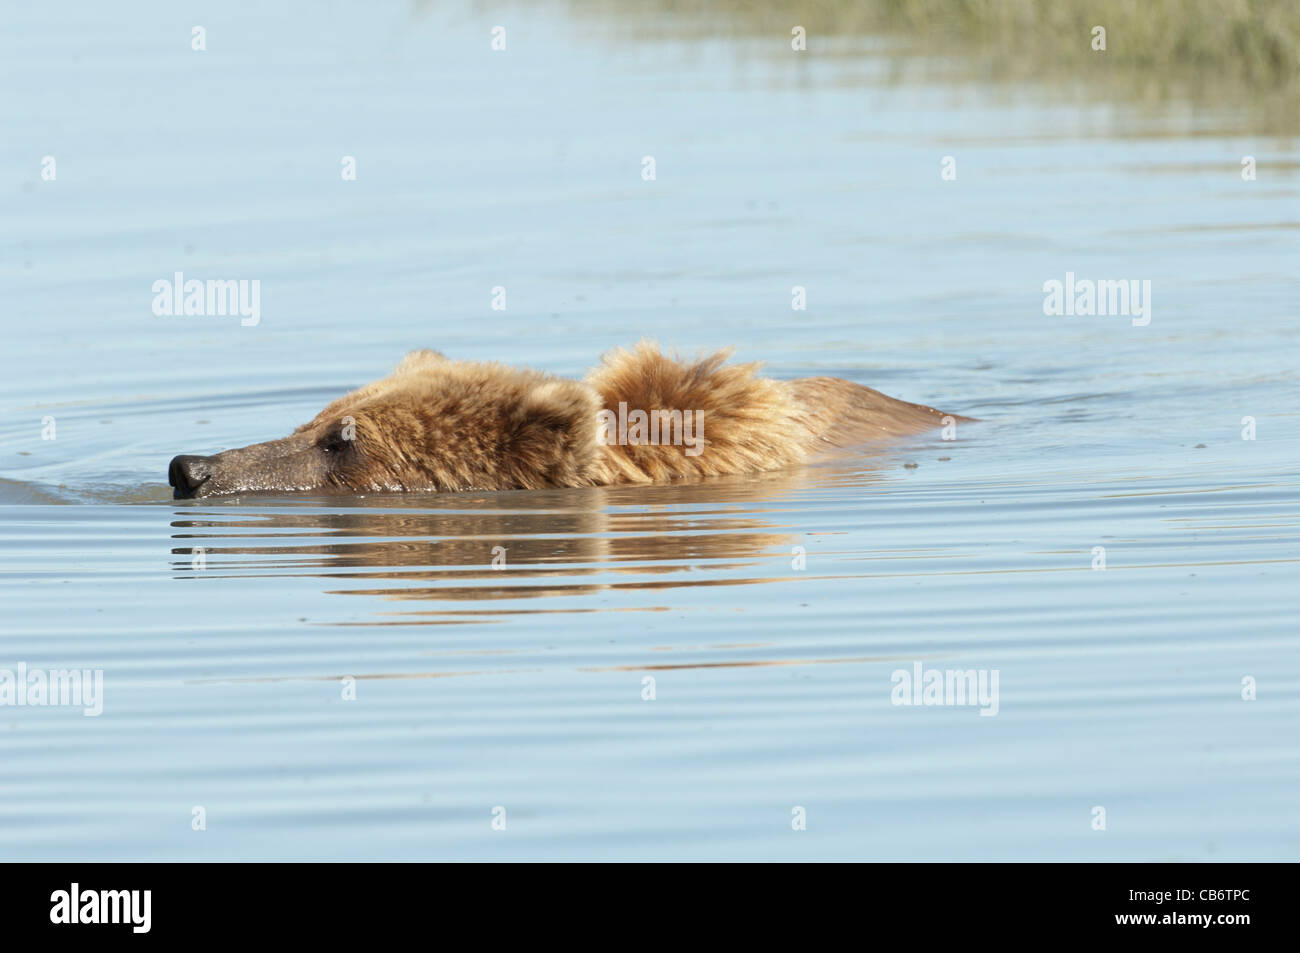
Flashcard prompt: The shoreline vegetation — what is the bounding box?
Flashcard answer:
[546,0,1300,133]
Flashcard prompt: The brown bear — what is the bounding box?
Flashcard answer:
[168,342,966,499]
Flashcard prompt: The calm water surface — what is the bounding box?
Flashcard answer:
[1,2,1297,860]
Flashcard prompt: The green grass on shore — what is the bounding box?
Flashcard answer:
[554,0,1300,131]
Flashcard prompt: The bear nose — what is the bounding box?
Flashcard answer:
[169,455,212,498]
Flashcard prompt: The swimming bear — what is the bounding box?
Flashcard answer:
[168,342,964,499]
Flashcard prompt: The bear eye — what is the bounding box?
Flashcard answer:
[319,433,349,455]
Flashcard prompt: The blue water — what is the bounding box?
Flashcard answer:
[1,1,1297,860]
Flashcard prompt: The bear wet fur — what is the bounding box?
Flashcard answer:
[167,342,966,498]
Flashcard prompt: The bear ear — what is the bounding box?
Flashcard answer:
[505,380,600,485]
[394,349,448,374]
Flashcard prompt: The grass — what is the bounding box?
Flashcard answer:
[555,0,1300,132]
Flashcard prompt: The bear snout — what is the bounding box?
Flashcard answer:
[169,455,213,499]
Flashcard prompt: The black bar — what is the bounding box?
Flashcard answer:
[0,863,1276,939]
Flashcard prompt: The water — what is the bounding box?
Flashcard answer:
[1,2,1297,860]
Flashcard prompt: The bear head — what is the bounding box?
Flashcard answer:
[168,350,603,499]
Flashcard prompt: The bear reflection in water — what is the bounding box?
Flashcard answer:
[168,457,900,611]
